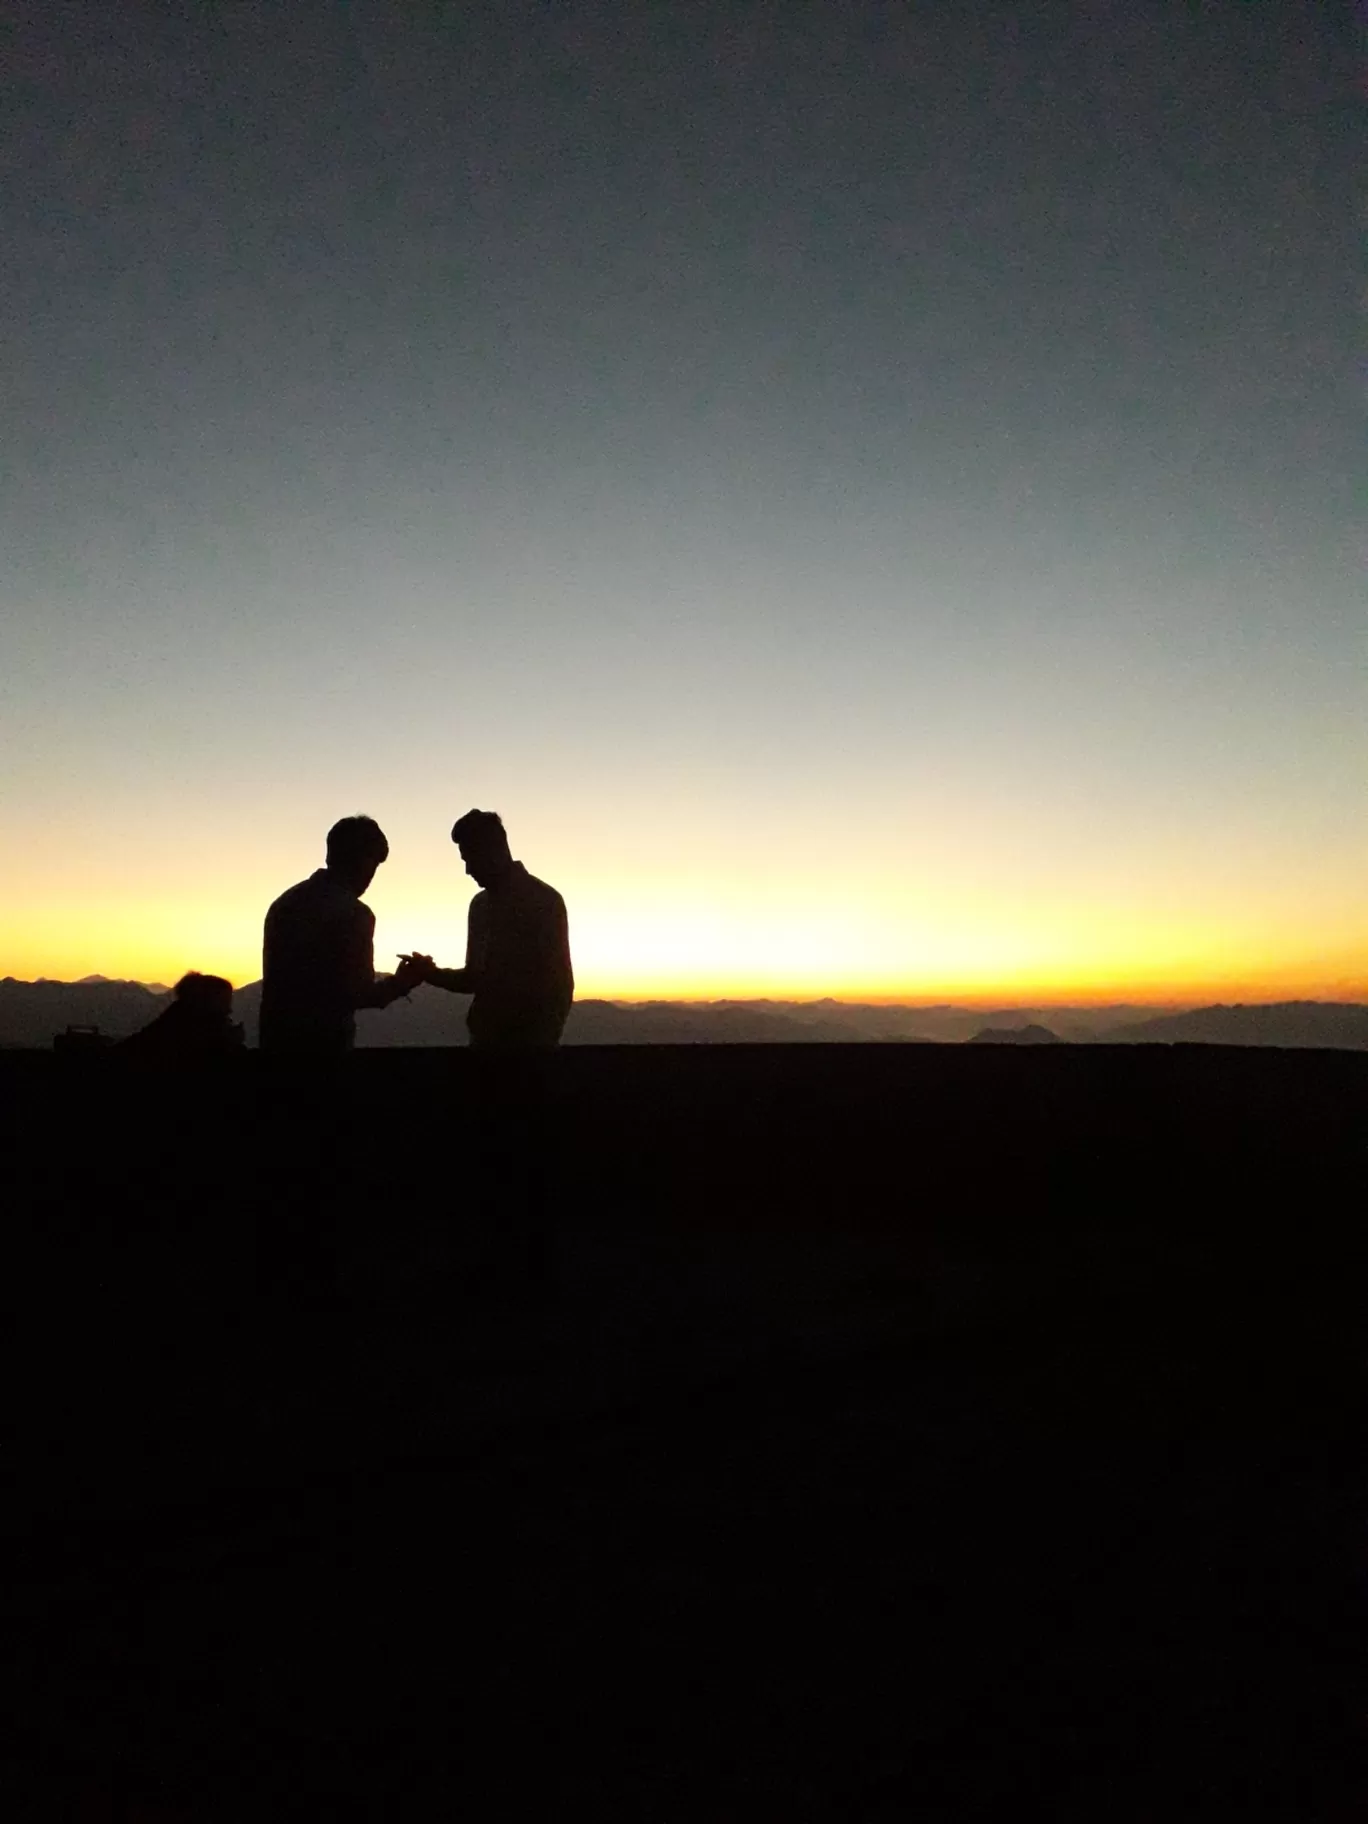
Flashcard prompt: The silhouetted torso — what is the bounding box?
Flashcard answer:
[261,870,376,1056]
[466,863,573,1049]
[118,1001,243,1060]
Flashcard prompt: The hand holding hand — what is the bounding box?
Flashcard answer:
[394,952,434,993]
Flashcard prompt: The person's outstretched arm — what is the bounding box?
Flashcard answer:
[358,966,421,1008]
[424,894,489,994]
[350,904,422,1008]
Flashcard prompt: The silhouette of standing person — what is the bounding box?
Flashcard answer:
[413,810,573,1050]
[410,812,573,1300]
[260,816,423,1057]
[258,817,422,1306]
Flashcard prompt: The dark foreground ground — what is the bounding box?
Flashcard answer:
[3,1044,1362,1819]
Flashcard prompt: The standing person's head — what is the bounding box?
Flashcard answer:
[326,815,389,894]
[452,809,512,888]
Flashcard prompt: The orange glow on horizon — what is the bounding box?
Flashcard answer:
[3,878,1363,1008]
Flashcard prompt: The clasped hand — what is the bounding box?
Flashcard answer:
[393,952,436,993]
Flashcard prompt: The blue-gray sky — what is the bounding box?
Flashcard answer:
[3,0,1362,996]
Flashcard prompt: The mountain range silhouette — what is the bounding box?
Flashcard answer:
[4,977,1366,1050]
[967,1024,1064,1045]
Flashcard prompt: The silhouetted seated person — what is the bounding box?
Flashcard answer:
[410,810,573,1050]
[260,815,424,1057]
[117,972,245,1060]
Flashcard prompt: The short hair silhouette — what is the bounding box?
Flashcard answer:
[118,969,241,1057]
[172,972,234,1017]
[326,815,389,870]
[451,809,506,848]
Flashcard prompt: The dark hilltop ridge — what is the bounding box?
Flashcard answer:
[1099,1000,1368,1049]
[4,975,1367,1049]
[3,1035,1358,1817]
[0,975,165,1047]
[968,1023,1063,1045]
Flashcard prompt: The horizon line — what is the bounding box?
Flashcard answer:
[6,974,1367,1012]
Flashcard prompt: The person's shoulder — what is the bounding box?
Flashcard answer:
[269,872,364,924]
[266,876,315,918]
[523,872,565,911]
[319,873,370,926]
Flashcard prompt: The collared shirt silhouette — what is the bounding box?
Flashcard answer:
[419,810,573,1049]
[260,816,422,1056]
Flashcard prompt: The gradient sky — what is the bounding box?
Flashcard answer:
[2,1,1363,1000]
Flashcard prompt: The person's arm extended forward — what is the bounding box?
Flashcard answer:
[426,963,473,993]
[357,970,416,1008]
[420,895,488,995]
[351,906,423,1008]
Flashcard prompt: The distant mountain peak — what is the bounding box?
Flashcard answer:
[968,1024,1063,1045]
[1098,1002,1368,1049]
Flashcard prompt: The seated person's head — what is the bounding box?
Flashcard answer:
[174,972,235,1023]
[451,809,511,887]
[167,973,242,1047]
[327,815,389,892]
